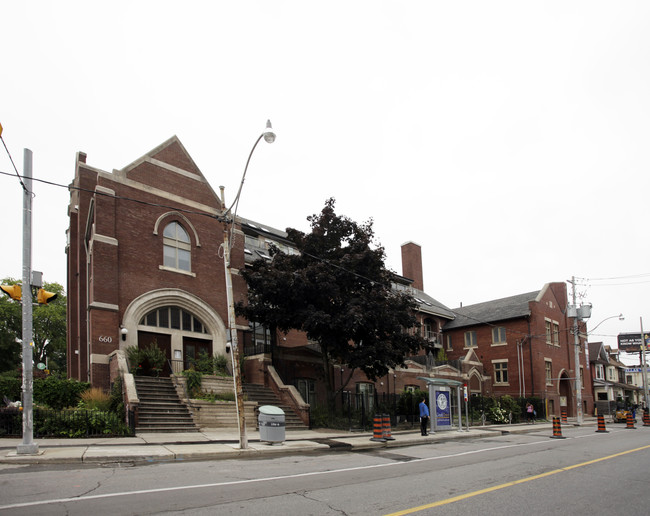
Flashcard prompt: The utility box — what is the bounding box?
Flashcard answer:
[258,405,285,444]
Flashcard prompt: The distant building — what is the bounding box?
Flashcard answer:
[442,283,594,417]
[589,342,642,412]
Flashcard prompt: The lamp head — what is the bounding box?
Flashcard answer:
[263,119,276,144]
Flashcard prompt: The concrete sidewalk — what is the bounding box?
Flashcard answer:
[0,418,593,465]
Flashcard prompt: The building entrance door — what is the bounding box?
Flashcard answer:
[183,337,212,371]
[137,331,172,376]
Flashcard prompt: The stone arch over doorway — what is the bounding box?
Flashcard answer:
[558,369,572,418]
[120,288,228,361]
[467,368,483,395]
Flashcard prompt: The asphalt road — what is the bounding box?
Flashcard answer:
[0,425,648,515]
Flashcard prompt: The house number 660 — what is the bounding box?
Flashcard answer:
[98,336,113,343]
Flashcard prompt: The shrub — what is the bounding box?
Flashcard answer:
[194,391,237,402]
[0,372,21,402]
[183,369,203,397]
[109,376,125,418]
[34,408,131,437]
[127,343,166,376]
[33,377,90,409]
[79,387,111,411]
[190,351,229,376]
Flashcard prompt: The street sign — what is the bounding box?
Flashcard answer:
[618,332,650,353]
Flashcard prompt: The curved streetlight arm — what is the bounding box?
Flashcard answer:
[588,314,624,334]
[225,120,276,218]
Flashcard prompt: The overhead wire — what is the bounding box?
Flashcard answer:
[0,167,626,343]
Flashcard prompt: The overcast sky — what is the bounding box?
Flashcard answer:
[1,1,648,360]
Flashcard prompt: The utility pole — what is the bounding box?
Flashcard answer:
[18,149,38,455]
[569,276,584,425]
[222,221,248,450]
[640,318,650,411]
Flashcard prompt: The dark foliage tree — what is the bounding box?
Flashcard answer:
[0,277,67,374]
[236,199,426,407]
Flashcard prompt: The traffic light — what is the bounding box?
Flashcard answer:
[0,284,22,301]
[36,288,57,304]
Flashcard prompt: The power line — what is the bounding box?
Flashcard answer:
[0,168,606,344]
[0,138,27,192]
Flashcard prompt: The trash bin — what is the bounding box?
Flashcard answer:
[258,405,285,444]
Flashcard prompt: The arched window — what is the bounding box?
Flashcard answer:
[140,306,208,334]
[163,222,191,271]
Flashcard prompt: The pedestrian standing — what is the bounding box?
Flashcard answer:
[526,402,534,424]
[419,397,430,436]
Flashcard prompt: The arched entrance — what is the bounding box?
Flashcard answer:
[558,370,572,418]
[121,289,228,375]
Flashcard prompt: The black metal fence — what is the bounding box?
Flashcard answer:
[0,408,134,438]
[310,392,548,430]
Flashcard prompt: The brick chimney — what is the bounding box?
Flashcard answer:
[401,241,424,291]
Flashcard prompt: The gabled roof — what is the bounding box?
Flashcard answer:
[410,288,455,320]
[443,290,539,330]
[239,216,455,320]
[588,342,609,364]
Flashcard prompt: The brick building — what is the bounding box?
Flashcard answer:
[442,283,594,417]
[67,136,236,388]
[65,137,456,412]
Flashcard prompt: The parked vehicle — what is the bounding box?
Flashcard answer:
[614,407,631,423]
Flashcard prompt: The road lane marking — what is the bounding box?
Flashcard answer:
[384,443,650,515]
[0,431,626,511]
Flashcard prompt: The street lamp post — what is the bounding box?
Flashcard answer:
[222,120,276,450]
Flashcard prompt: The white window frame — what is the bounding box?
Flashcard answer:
[491,326,507,346]
[492,360,508,385]
[464,331,477,348]
[162,221,192,273]
[552,322,560,346]
[545,319,552,344]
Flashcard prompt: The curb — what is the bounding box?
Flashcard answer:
[0,420,590,465]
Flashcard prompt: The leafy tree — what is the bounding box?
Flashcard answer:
[236,199,426,408]
[0,277,67,374]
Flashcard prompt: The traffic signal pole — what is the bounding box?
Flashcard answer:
[18,149,38,455]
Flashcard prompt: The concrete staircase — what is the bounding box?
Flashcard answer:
[134,376,199,433]
[243,384,308,430]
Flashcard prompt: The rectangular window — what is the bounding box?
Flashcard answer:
[493,361,508,384]
[580,367,584,389]
[178,249,191,271]
[464,331,477,348]
[492,327,506,344]
[552,323,560,345]
[447,335,453,351]
[158,307,169,328]
[545,360,552,385]
[182,311,192,331]
[545,320,552,343]
[170,307,181,329]
[596,365,604,380]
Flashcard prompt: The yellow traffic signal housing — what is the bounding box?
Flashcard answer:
[37,288,57,304]
[0,284,22,301]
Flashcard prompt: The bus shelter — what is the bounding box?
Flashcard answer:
[417,377,466,433]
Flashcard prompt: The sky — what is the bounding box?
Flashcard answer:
[1,1,648,362]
